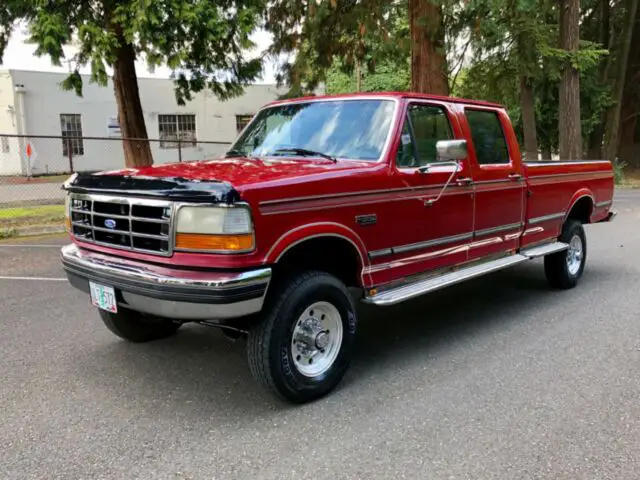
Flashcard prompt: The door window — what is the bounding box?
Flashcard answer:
[465,109,510,165]
[396,104,453,168]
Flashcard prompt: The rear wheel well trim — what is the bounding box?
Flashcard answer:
[564,192,595,224]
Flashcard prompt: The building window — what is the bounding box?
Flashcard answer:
[158,114,197,148]
[1,137,9,153]
[236,115,253,134]
[60,114,84,157]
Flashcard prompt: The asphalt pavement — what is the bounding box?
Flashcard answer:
[1,191,640,479]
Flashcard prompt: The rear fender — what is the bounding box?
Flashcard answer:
[564,189,595,224]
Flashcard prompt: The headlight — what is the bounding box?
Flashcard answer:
[174,205,254,252]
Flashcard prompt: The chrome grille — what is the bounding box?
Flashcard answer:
[70,194,173,256]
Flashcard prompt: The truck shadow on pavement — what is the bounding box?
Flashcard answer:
[76,260,613,414]
[348,261,613,382]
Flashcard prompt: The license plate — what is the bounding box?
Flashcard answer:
[89,281,118,313]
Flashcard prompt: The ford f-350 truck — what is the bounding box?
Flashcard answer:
[61,92,616,403]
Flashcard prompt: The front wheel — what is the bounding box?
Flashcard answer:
[544,219,587,289]
[247,271,357,403]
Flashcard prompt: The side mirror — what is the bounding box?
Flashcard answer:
[436,139,467,161]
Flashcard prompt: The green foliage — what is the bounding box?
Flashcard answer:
[325,58,410,94]
[613,157,627,185]
[1,0,266,104]
[449,0,611,156]
[266,0,408,95]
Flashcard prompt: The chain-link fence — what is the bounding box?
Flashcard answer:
[0,134,232,236]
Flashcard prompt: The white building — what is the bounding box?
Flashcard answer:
[0,69,290,175]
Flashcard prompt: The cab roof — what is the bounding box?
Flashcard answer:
[266,91,504,109]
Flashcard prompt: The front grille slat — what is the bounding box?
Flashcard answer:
[70,194,173,256]
[131,216,168,224]
[92,225,131,235]
[131,232,169,240]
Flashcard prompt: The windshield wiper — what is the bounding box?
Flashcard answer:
[224,149,250,158]
[273,147,337,163]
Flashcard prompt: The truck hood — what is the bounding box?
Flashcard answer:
[105,156,372,188]
[64,156,375,203]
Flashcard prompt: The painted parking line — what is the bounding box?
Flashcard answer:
[0,245,63,248]
[0,276,66,281]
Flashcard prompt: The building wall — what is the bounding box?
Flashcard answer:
[8,69,288,174]
[0,70,21,175]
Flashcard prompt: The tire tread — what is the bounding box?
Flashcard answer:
[247,270,351,402]
[544,219,586,290]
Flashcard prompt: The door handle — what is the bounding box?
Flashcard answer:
[456,177,473,186]
[508,173,523,181]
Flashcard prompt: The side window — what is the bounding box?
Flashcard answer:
[465,109,510,165]
[396,104,453,168]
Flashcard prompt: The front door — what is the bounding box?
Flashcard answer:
[367,101,475,286]
[461,107,526,259]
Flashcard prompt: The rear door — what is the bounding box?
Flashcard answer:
[461,107,526,259]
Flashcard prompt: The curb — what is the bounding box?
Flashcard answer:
[0,224,66,239]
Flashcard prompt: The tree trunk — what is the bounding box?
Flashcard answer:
[541,145,552,160]
[617,1,640,163]
[409,0,448,95]
[603,0,639,163]
[558,0,583,160]
[113,40,154,168]
[519,76,538,160]
[587,0,611,159]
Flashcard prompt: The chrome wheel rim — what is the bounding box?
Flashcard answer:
[566,234,583,276]
[291,301,343,377]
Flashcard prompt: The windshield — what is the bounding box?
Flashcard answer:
[229,99,396,161]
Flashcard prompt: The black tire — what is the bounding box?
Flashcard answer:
[247,271,357,404]
[544,219,587,289]
[98,308,181,343]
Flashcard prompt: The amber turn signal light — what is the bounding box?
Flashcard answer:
[175,233,254,252]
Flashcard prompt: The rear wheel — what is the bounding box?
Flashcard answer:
[247,271,357,403]
[544,219,587,289]
[98,308,181,342]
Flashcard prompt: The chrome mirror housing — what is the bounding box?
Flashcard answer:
[436,139,468,161]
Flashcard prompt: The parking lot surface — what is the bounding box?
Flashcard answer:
[1,191,640,479]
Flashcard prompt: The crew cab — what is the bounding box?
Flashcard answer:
[60,92,616,403]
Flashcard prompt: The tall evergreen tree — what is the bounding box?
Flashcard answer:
[558,0,583,159]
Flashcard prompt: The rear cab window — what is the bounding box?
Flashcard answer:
[464,109,511,165]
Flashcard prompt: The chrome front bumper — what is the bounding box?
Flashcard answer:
[60,243,271,320]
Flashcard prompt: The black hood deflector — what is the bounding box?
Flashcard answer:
[62,172,240,203]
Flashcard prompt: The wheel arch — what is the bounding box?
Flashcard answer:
[564,190,595,225]
[265,223,371,288]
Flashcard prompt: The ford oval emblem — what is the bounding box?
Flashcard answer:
[104,219,117,229]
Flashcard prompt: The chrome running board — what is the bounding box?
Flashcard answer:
[364,254,528,306]
[520,241,569,258]
[365,241,571,306]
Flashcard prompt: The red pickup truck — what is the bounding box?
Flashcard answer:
[61,92,616,403]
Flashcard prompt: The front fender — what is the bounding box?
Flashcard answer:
[264,222,372,287]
